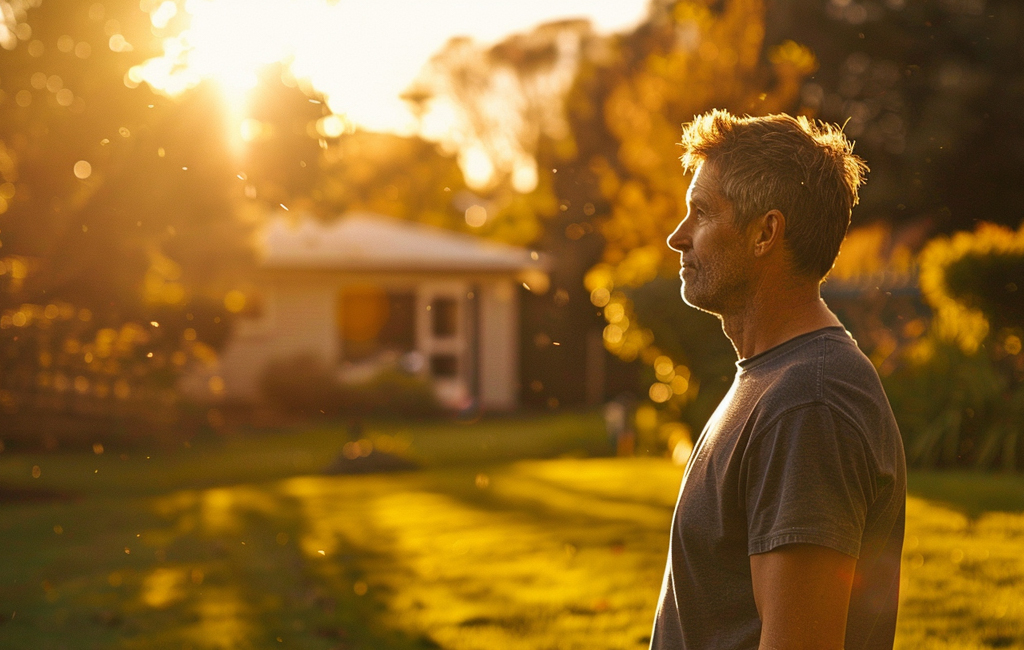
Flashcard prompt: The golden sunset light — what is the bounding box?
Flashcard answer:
[3,0,1023,648]
[132,0,648,135]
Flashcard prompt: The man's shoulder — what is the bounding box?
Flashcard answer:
[745,329,893,431]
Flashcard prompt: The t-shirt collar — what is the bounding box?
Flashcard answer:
[736,325,849,373]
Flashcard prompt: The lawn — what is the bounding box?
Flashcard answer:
[1,412,1023,649]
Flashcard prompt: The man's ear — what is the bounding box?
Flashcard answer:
[752,209,785,258]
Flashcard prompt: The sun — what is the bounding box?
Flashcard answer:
[132,0,431,138]
[130,0,649,185]
[133,0,316,117]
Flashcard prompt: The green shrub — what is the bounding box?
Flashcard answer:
[259,354,347,416]
[944,251,1024,331]
[884,342,1024,470]
[890,222,1024,470]
[259,355,440,418]
[347,368,442,418]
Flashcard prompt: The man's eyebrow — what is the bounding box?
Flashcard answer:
[689,193,712,210]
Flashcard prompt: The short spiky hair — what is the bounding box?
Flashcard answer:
[679,110,868,280]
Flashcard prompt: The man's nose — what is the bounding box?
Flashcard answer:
[667,220,690,253]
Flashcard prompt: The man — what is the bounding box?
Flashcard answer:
[651,110,906,650]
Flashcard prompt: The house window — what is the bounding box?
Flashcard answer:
[431,297,458,338]
[430,354,458,378]
[338,286,415,361]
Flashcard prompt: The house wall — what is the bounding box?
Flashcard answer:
[210,271,522,410]
[478,279,519,410]
[217,276,338,400]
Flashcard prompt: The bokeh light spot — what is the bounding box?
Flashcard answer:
[224,290,246,313]
[316,115,346,138]
[1005,335,1022,356]
[73,160,92,179]
[208,376,225,394]
[464,204,487,227]
[648,382,671,403]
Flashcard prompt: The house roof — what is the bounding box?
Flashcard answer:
[262,212,546,273]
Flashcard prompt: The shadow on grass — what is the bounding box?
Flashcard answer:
[0,480,446,650]
[0,413,641,649]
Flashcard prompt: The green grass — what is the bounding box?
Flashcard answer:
[900,474,1024,650]
[1,412,1024,649]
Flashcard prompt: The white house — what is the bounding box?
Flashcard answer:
[210,212,547,410]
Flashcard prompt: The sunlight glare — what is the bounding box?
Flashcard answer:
[134,0,648,136]
[461,146,495,190]
[135,0,308,110]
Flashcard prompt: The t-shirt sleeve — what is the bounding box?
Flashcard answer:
[741,403,873,559]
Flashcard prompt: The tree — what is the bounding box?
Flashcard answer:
[404,20,612,408]
[882,222,1024,470]
[767,0,1024,233]
[0,0,253,440]
[315,131,468,228]
[408,0,817,432]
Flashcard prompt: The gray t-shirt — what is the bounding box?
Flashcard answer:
[651,326,906,650]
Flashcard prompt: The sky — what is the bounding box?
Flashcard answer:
[136,0,651,133]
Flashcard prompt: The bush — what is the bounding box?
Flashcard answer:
[259,355,346,416]
[944,251,1024,331]
[259,355,440,418]
[626,277,738,436]
[889,222,1024,471]
[884,342,1024,470]
[918,222,1024,353]
[352,368,442,417]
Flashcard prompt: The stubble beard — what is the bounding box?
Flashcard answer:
[681,273,722,315]
[680,260,748,317]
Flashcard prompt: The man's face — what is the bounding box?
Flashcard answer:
[666,164,755,315]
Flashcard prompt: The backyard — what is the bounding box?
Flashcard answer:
[2,412,1023,649]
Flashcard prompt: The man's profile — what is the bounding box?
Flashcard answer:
[651,110,906,650]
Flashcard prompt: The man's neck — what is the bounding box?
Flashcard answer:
[720,276,842,360]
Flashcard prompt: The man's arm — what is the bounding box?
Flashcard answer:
[750,543,857,650]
